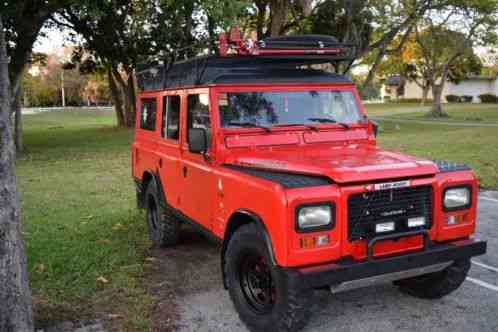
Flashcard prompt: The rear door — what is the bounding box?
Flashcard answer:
[180,90,215,230]
[156,93,183,209]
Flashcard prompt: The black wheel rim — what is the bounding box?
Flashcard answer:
[240,253,275,314]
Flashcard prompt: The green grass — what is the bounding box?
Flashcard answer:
[364,102,430,115]
[365,103,498,123]
[378,121,498,189]
[18,109,153,330]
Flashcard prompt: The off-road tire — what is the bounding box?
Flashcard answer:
[395,259,471,299]
[145,180,180,247]
[225,223,313,332]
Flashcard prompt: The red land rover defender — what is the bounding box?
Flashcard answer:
[132,31,486,331]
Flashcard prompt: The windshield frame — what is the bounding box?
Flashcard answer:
[212,84,367,132]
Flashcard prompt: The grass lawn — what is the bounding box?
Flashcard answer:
[365,103,498,123]
[378,121,498,189]
[18,109,152,330]
[17,108,497,329]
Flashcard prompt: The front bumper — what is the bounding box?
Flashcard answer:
[282,238,487,290]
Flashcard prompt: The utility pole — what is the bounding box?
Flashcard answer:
[61,69,66,107]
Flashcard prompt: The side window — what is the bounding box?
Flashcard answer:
[187,94,211,151]
[140,98,157,131]
[162,95,181,140]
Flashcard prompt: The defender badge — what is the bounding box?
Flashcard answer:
[365,180,411,191]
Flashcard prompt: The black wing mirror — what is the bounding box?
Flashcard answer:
[188,128,208,153]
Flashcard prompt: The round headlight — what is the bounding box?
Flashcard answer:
[444,187,471,210]
[297,204,333,231]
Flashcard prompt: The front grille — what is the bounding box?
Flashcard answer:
[348,186,433,241]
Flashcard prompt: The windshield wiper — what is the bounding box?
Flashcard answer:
[271,123,320,132]
[228,121,272,132]
[307,117,350,129]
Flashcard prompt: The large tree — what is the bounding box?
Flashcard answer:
[0,13,34,332]
[1,0,72,151]
[58,0,247,128]
[307,0,457,88]
[415,1,498,117]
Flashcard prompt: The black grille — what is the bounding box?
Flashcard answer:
[348,186,433,241]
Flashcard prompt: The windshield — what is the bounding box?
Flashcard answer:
[218,90,363,128]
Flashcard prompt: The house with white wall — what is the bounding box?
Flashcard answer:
[382,75,498,103]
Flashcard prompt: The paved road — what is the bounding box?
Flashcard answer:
[150,192,498,332]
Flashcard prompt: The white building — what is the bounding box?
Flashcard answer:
[382,75,498,103]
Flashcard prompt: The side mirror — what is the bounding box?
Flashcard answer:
[188,128,208,153]
[371,121,379,137]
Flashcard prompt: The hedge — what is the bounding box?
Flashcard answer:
[479,94,498,103]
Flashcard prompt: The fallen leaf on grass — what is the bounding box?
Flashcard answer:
[106,314,123,320]
[112,223,124,231]
[96,239,112,245]
[96,276,110,284]
[35,263,45,274]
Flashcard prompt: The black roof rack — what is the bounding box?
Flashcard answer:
[137,27,357,91]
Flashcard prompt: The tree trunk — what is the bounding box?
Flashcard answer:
[0,14,34,332]
[421,83,430,106]
[113,67,135,128]
[362,49,385,91]
[13,87,23,153]
[107,68,125,127]
[429,84,448,117]
[269,0,289,36]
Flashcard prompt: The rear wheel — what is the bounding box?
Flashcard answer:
[225,224,313,332]
[394,259,470,299]
[145,181,180,247]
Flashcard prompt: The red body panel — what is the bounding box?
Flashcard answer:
[132,82,479,268]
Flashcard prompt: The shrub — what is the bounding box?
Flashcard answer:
[461,95,474,103]
[479,94,498,103]
[446,94,461,103]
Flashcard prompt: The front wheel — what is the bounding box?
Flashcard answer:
[394,259,470,299]
[225,224,313,332]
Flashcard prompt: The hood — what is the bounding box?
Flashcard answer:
[227,145,438,184]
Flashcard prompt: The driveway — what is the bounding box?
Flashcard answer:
[148,192,498,332]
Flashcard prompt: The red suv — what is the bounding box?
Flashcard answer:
[132,31,486,331]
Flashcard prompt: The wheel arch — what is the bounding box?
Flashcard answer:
[140,170,166,206]
[221,209,277,289]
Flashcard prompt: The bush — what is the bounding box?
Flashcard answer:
[479,94,498,103]
[446,95,461,103]
[461,95,474,103]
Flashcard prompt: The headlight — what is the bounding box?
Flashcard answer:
[296,204,334,232]
[444,186,471,210]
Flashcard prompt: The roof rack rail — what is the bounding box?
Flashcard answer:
[136,27,358,91]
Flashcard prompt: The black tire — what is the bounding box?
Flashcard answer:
[395,259,471,299]
[225,223,313,332]
[145,180,180,247]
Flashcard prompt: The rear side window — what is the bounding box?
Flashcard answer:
[187,94,211,150]
[140,98,157,131]
[162,95,181,140]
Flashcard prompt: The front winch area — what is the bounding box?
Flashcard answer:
[348,186,433,241]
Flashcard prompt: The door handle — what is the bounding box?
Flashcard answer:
[183,166,187,178]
